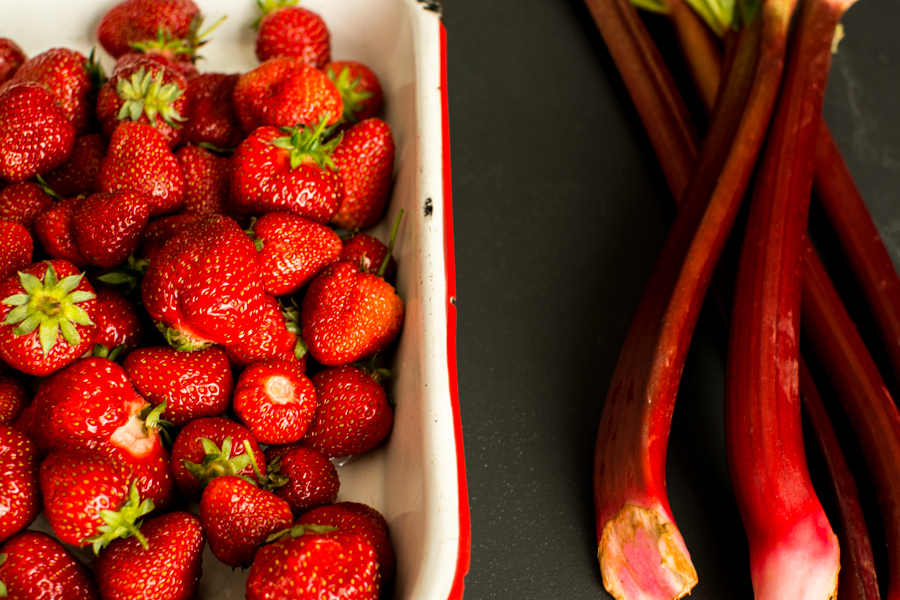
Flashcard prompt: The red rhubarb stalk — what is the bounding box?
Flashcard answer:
[724,0,854,596]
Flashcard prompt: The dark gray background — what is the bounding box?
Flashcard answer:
[443,0,900,598]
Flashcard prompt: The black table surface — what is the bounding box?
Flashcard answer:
[442,0,900,598]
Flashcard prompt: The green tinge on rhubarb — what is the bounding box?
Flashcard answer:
[116,67,186,129]
[2,264,95,357]
[84,481,155,555]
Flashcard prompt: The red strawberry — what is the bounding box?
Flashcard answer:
[0,221,32,281]
[231,121,343,223]
[170,417,266,500]
[175,145,233,216]
[0,531,101,600]
[232,56,342,134]
[0,260,98,376]
[0,182,55,234]
[93,511,204,600]
[33,196,87,267]
[331,118,395,230]
[0,83,75,182]
[42,133,107,198]
[233,359,317,445]
[252,211,342,296]
[141,214,267,350]
[341,232,396,279]
[97,0,201,60]
[0,376,27,425]
[305,365,393,457]
[264,442,339,517]
[0,425,40,544]
[255,1,330,68]
[90,288,145,357]
[0,39,26,85]
[245,524,380,600]
[300,260,404,366]
[123,345,234,426]
[183,72,243,150]
[99,121,186,216]
[200,474,293,568]
[326,60,383,123]
[139,213,202,263]
[223,293,308,369]
[72,190,150,268]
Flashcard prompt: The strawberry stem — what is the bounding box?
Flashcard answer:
[377,209,404,279]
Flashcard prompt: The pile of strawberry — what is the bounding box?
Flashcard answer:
[0,0,404,598]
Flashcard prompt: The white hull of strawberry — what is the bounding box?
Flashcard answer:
[3,0,470,597]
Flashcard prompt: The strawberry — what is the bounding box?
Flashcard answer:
[33,196,88,267]
[42,133,107,198]
[199,474,293,568]
[245,524,380,600]
[233,359,317,445]
[141,214,267,350]
[264,442,339,517]
[305,365,393,457]
[326,60,383,123]
[93,511,204,600]
[99,121,186,217]
[71,190,150,268]
[231,121,344,223]
[123,345,234,426]
[251,211,342,296]
[170,417,266,500]
[183,72,243,150]
[300,260,404,366]
[175,144,233,216]
[90,288,145,358]
[0,531,101,600]
[0,39,26,85]
[330,118,395,230]
[0,182,55,234]
[139,213,201,263]
[254,0,330,68]
[223,293,308,369]
[341,231,396,279]
[232,56,342,134]
[97,0,201,60]
[0,376,27,425]
[0,426,40,544]
[0,260,98,376]
[0,220,32,281]
[0,83,75,182]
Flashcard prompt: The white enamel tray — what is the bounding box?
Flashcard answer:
[0,0,470,597]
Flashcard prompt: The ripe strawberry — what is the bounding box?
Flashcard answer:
[0,531,101,600]
[123,345,233,426]
[0,39,26,84]
[300,260,404,366]
[97,0,201,60]
[99,121,186,216]
[234,359,317,445]
[341,232,396,279]
[264,442,339,516]
[141,214,267,350]
[139,213,202,263]
[0,376,27,425]
[0,425,40,544]
[183,72,243,150]
[33,196,87,267]
[305,365,393,457]
[175,144,233,216]
[93,511,204,600]
[245,524,380,600]
[251,211,342,296]
[42,133,107,198]
[200,474,293,568]
[326,60,383,123]
[0,83,75,182]
[231,121,343,223]
[170,417,266,500]
[0,182,55,234]
[255,1,330,68]
[223,293,308,369]
[232,56,342,134]
[0,220,32,281]
[72,190,150,268]
[0,260,98,376]
[90,288,145,357]
[331,118,395,230]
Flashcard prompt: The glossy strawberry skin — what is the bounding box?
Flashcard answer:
[93,511,205,600]
[0,39,26,84]
[72,190,150,268]
[326,60,383,123]
[42,133,107,198]
[0,425,40,544]
[0,182,55,234]
[0,375,27,424]
[331,118,395,230]
[175,145,233,216]
[0,530,101,600]
[90,288,145,357]
[139,213,202,263]
[256,6,330,68]
[223,293,307,369]
[33,196,87,267]
[341,232,395,279]
[253,211,342,296]
[0,220,32,281]
[123,345,233,427]
[200,475,293,568]
[0,83,75,182]
[97,0,201,60]
[300,261,404,367]
[141,214,268,350]
[231,126,343,223]
[234,359,317,445]
[264,442,339,517]
[183,72,243,150]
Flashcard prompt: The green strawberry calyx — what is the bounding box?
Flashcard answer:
[265,523,338,544]
[156,321,214,353]
[84,480,155,555]
[182,437,267,489]
[270,114,342,171]
[116,67,187,130]
[326,64,374,124]
[1,263,95,357]
[253,0,300,27]
[131,15,227,63]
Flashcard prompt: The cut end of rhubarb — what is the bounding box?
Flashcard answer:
[598,504,697,600]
